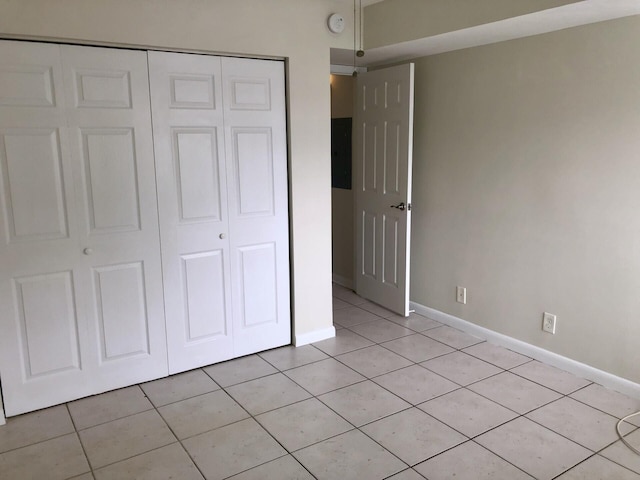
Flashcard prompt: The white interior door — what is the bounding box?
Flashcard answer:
[0,41,167,416]
[354,63,414,316]
[149,51,234,374]
[221,57,291,356]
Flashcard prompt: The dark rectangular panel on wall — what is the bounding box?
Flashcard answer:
[331,117,352,190]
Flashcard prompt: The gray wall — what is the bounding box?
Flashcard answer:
[410,16,640,382]
[331,74,355,285]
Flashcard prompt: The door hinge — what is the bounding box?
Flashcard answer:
[407,203,412,211]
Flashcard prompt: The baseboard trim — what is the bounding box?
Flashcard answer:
[411,301,640,400]
[294,326,336,347]
[332,274,353,290]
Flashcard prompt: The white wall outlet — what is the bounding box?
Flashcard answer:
[542,312,557,334]
[456,286,467,304]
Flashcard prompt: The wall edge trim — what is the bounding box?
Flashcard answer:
[294,326,336,347]
[410,301,640,400]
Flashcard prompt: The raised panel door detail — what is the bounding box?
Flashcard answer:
[230,77,270,111]
[232,128,274,216]
[384,122,401,195]
[362,212,376,279]
[237,243,277,328]
[81,128,141,233]
[173,128,221,223]
[382,214,399,287]
[388,80,402,107]
[169,74,215,109]
[362,123,377,192]
[0,65,55,107]
[13,271,80,378]
[93,262,150,361]
[74,69,132,108]
[0,129,69,242]
[181,251,228,342]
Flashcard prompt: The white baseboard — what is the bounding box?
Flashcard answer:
[295,326,336,347]
[332,274,353,289]
[411,301,640,400]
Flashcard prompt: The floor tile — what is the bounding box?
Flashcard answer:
[358,300,397,318]
[526,396,633,451]
[475,417,591,480]
[332,288,368,305]
[140,369,219,407]
[0,404,74,454]
[312,328,374,356]
[348,319,414,343]
[93,443,203,480]
[373,365,458,405]
[203,354,278,387]
[333,306,381,328]
[421,351,502,386]
[462,342,531,369]
[69,474,95,480]
[382,334,454,363]
[385,313,442,332]
[511,360,591,394]
[294,429,406,480]
[0,433,89,480]
[386,469,426,480]
[68,385,153,430]
[600,428,640,474]
[79,409,176,469]
[227,455,314,479]
[557,454,640,479]
[414,441,533,480]
[259,345,328,371]
[419,388,517,437]
[570,384,640,426]
[422,326,482,349]
[283,358,365,396]
[184,418,286,480]
[256,398,353,451]
[226,373,311,415]
[158,389,249,439]
[318,380,410,427]
[362,408,466,465]
[333,298,350,311]
[468,371,561,414]
[336,345,413,378]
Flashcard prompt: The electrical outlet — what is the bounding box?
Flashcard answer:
[456,286,467,304]
[542,312,556,334]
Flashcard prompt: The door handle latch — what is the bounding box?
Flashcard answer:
[390,202,411,211]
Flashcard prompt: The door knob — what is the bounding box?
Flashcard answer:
[390,202,406,211]
[219,233,226,239]
[83,248,93,255]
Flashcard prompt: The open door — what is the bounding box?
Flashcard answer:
[354,63,414,316]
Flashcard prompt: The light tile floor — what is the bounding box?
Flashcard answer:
[2,283,640,479]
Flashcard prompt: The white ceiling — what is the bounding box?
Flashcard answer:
[331,0,640,67]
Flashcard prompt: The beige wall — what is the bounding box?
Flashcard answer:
[410,16,640,383]
[364,0,581,49]
[330,74,355,284]
[0,0,356,417]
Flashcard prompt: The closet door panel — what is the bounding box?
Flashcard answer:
[149,51,233,374]
[0,41,88,416]
[222,57,291,356]
[61,45,167,391]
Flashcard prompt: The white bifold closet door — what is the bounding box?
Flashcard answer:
[149,52,291,373]
[0,41,167,416]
